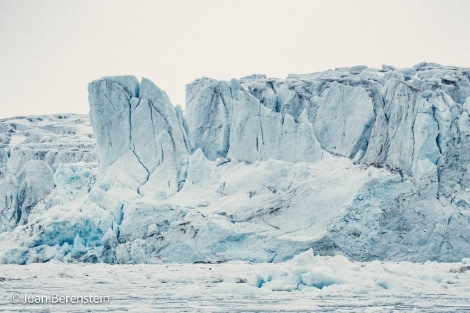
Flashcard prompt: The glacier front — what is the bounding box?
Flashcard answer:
[0,62,469,264]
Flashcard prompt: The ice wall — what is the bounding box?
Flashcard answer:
[187,64,470,200]
[1,63,470,264]
[88,76,190,196]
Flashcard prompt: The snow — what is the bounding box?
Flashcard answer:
[0,251,469,312]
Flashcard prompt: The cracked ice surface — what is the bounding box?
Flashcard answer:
[1,63,470,264]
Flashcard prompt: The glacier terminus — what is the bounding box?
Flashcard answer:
[0,62,470,264]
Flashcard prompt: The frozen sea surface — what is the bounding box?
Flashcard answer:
[1,251,469,312]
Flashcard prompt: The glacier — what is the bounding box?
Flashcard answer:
[0,62,470,264]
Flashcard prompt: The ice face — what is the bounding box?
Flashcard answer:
[187,65,470,195]
[88,76,190,196]
[87,76,137,175]
[313,82,375,159]
[1,63,470,264]
[186,76,325,163]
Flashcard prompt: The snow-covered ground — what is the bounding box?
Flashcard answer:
[1,250,469,312]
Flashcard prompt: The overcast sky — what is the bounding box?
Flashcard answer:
[1,0,469,118]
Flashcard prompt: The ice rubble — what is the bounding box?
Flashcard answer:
[2,252,470,311]
[1,63,470,264]
[0,115,97,233]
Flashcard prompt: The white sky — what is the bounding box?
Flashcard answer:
[1,0,469,118]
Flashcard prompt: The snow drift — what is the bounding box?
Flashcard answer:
[1,62,470,264]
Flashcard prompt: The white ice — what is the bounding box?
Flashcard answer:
[0,250,469,312]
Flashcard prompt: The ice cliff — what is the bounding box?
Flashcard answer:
[88,76,190,195]
[1,62,469,264]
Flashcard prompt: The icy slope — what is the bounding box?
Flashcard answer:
[0,114,97,233]
[1,63,470,264]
